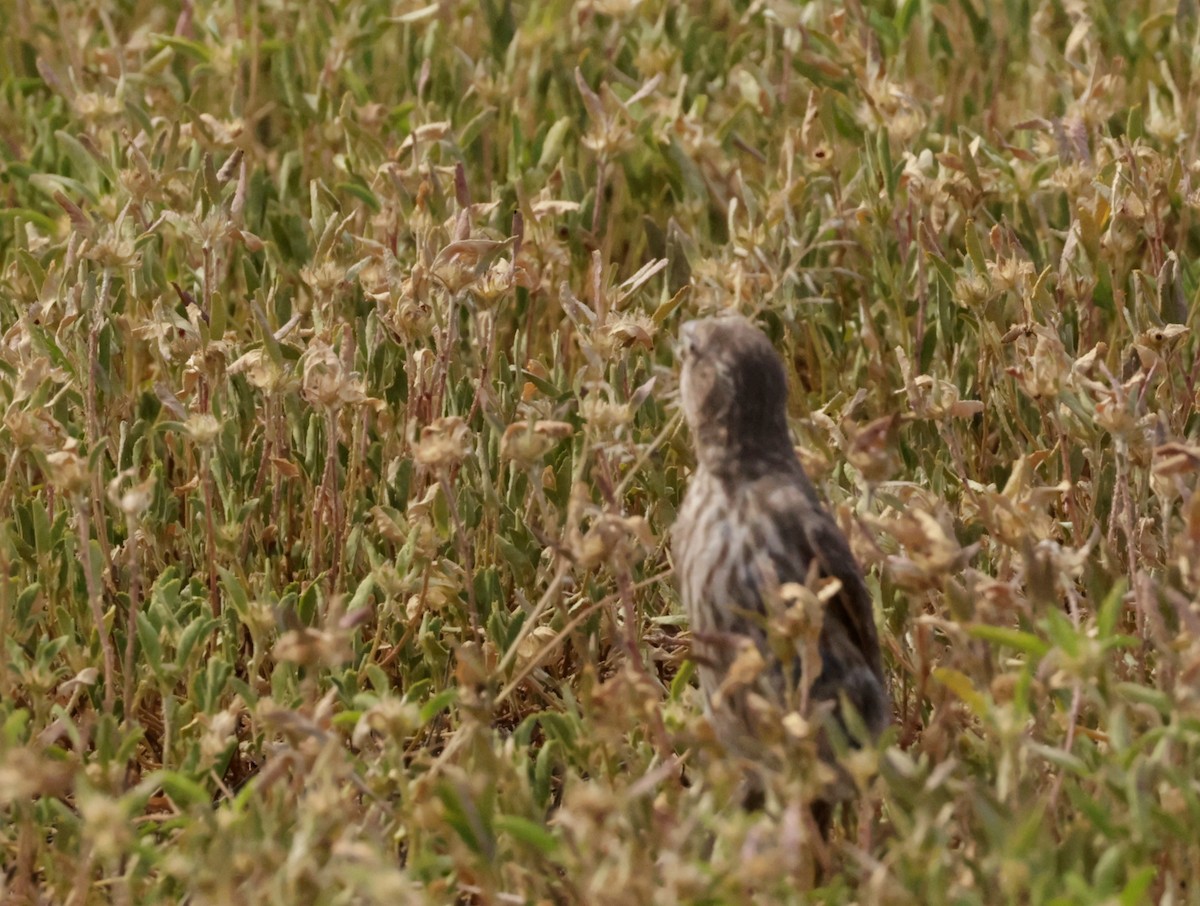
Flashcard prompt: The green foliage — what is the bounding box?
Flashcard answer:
[1,0,1199,902]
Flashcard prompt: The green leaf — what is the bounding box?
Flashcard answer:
[895,0,921,33]
[1120,867,1157,906]
[931,667,988,717]
[158,771,211,809]
[1115,682,1172,716]
[28,172,98,205]
[2,709,30,744]
[178,616,218,666]
[537,117,572,170]
[458,107,497,151]
[964,218,987,274]
[150,34,213,63]
[53,131,105,185]
[0,207,59,232]
[494,814,558,854]
[1026,742,1087,775]
[348,572,376,612]
[337,180,381,213]
[1096,578,1128,639]
[136,612,164,674]
[219,567,250,618]
[966,624,1050,658]
[669,659,695,701]
[419,688,458,724]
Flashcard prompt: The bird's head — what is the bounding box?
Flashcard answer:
[677,315,793,469]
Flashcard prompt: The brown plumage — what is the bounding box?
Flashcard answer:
[671,314,888,821]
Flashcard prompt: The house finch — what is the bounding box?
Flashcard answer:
[672,315,888,823]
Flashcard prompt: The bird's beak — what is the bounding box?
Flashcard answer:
[677,320,699,359]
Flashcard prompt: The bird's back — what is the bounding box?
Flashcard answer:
[673,457,888,747]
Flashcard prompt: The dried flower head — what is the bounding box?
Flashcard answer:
[415,416,472,470]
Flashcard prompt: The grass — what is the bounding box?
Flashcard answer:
[2,0,1200,902]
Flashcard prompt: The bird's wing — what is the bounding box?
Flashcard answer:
[752,474,884,682]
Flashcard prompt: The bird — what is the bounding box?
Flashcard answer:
[671,314,888,828]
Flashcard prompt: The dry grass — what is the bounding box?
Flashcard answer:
[2,0,1200,902]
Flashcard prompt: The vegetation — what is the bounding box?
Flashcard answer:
[2,0,1199,901]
